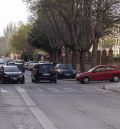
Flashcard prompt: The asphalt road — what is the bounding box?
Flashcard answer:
[0,71,120,129]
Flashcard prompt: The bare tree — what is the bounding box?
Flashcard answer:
[25,0,120,71]
[39,0,93,71]
[91,0,120,66]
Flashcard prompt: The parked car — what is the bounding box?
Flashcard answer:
[0,65,25,84]
[27,61,38,71]
[76,65,120,84]
[55,64,76,79]
[31,63,57,83]
[16,59,24,64]
[24,62,29,70]
[0,58,6,67]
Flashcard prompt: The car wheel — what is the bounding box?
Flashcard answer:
[82,77,90,84]
[57,74,63,79]
[54,79,57,83]
[112,75,119,82]
[21,80,25,84]
[32,79,37,83]
[20,78,25,84]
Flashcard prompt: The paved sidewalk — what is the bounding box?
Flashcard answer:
[103,82,120,93]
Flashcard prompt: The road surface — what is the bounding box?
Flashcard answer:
[0,71,120,129]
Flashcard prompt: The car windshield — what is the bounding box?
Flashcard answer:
[39,64,54,72]
[88,67,96,72]
[4,67,19,72]
[58,64,73,70]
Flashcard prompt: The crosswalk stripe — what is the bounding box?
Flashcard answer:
[0,88,8,93]
[62,87,78,92]
[48,88,62,92]
[45,87,79,93]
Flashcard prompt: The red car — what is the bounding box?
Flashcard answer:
[76,65,120,84]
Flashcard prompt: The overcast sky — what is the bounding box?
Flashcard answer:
[0,0,29,36]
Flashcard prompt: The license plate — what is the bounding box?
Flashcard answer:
[13,78,17,80]
[65,74,71,76]
[43,74,50,76]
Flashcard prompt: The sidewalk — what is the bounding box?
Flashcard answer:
[103,82,120,93]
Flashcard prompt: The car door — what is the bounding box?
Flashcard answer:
[105,66,118,80]
[90,66,106,81]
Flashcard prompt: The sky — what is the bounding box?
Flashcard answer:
[0,0,29,36]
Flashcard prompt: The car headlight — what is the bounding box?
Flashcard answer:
[76,74,80,77]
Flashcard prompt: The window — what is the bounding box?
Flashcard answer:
[106,66,116,71]
[95,66,105,72]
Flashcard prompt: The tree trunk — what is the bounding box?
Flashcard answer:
[79,49,86,72]
[71,51,74,67]
[71,50,76,69]
[54,50,58,63]
[91,38,99,67]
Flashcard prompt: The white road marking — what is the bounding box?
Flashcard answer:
[16,86,58,129]
[46,87,79,93]
[98,88,113,93]
[62,87,78,92]
[0,88,8,93]
[47,87,62,92]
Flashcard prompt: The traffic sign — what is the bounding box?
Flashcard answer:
[61,46,65,53]
[62,53,65,57]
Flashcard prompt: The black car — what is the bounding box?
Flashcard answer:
[55,64,76,79]
[0,66,25,84]
[31,63,57,83]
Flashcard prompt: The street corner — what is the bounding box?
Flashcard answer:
[102,82,120,93]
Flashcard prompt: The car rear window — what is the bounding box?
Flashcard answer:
[57,64,73,69]
[106,66,116,71]
[39,64,54,72]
